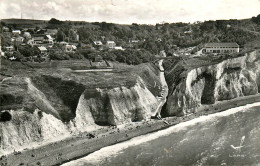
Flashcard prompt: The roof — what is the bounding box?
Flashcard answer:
[45,35,52,39]
[93,41,103,45]
[38,46,47,51]
[107,41,115,44]
[114,46,124,50]
[205,43,239,47]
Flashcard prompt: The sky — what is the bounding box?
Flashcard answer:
[0,0,260,24]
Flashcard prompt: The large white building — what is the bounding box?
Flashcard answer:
[204,43,239,54]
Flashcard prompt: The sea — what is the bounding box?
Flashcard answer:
[63,102,260,166]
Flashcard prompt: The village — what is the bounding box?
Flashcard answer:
[0,24,128,63]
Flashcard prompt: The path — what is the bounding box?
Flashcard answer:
[153,59,169,116]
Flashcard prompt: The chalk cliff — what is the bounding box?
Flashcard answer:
[165,50,260,116]
[0,65,159,152]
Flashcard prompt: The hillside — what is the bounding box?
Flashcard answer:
[1,15,260,57]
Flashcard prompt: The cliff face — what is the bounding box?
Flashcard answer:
[0,67,159,152]
[1,110,70,150]
[165,50,260,116]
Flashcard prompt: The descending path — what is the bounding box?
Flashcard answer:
[153,59,168,116]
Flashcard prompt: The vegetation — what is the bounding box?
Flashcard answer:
[1,15,260,64]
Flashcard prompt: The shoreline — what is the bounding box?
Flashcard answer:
[1,94,260,166]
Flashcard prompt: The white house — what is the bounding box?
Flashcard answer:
[45,35,54,44]
[93,41,103,46]
[27,39,36,46]
[106,41,116,49]
[114,46,124,50]
[2,26,9,32]
[64,44,77,52]
[23,32,31,39]
[204,43,239,54]
[129,40,139,43]
[33,36,45,44]
[15,36,24,43]
[38,46,48,54]
[12,30,21,35]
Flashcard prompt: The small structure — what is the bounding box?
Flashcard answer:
[38,46,48,54]
[9,56,17,61]
[64,44,77,52]
[2,26,9,32]
[45,35,54,45]
[184,30,192,34]
[14,36,24,43]
[23,32,31,39]
[204,43,239,54]
[129,39,139,43]
[93,41,103,46]
[114,46,124,50]
[93,41,103,50]
[5,46,15,52]
[33,36,45,44]
[106,41,116,49]
[59,41,68,46]
[12,30,21,35]
[27,39,36,46]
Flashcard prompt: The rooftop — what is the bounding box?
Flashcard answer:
[205,43,239,47]
[38,46,47,51]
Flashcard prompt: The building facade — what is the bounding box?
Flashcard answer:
[204,43,239,54]
[106,41,116,49]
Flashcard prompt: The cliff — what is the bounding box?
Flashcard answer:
[0,63,160,153]
[165,50,260,116]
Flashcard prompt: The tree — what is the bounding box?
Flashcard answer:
[56,30,65,42]
[252,14,260,25]
[48,18,63,24]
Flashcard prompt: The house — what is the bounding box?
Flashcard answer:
[184,30,192,34]
[2,26,9,32]
[204,43,239,54]
[23,32,31,39]
[106,41,116,49]
[38,46,48,54]
[64,44,77,52]
[5,46,15,52]
[114,46,124,50]
[27,39,36,46]
[93,41,103,46]
[129,40,139,43]
[9,56,17,61]
[12,30,21,35]
[33,36,45,44]
[15,36,24,43]
[45,35,54,45]
[93,41,103,50]
[59,41,68,46]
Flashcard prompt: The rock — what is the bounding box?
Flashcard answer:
[165,50,260,116]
